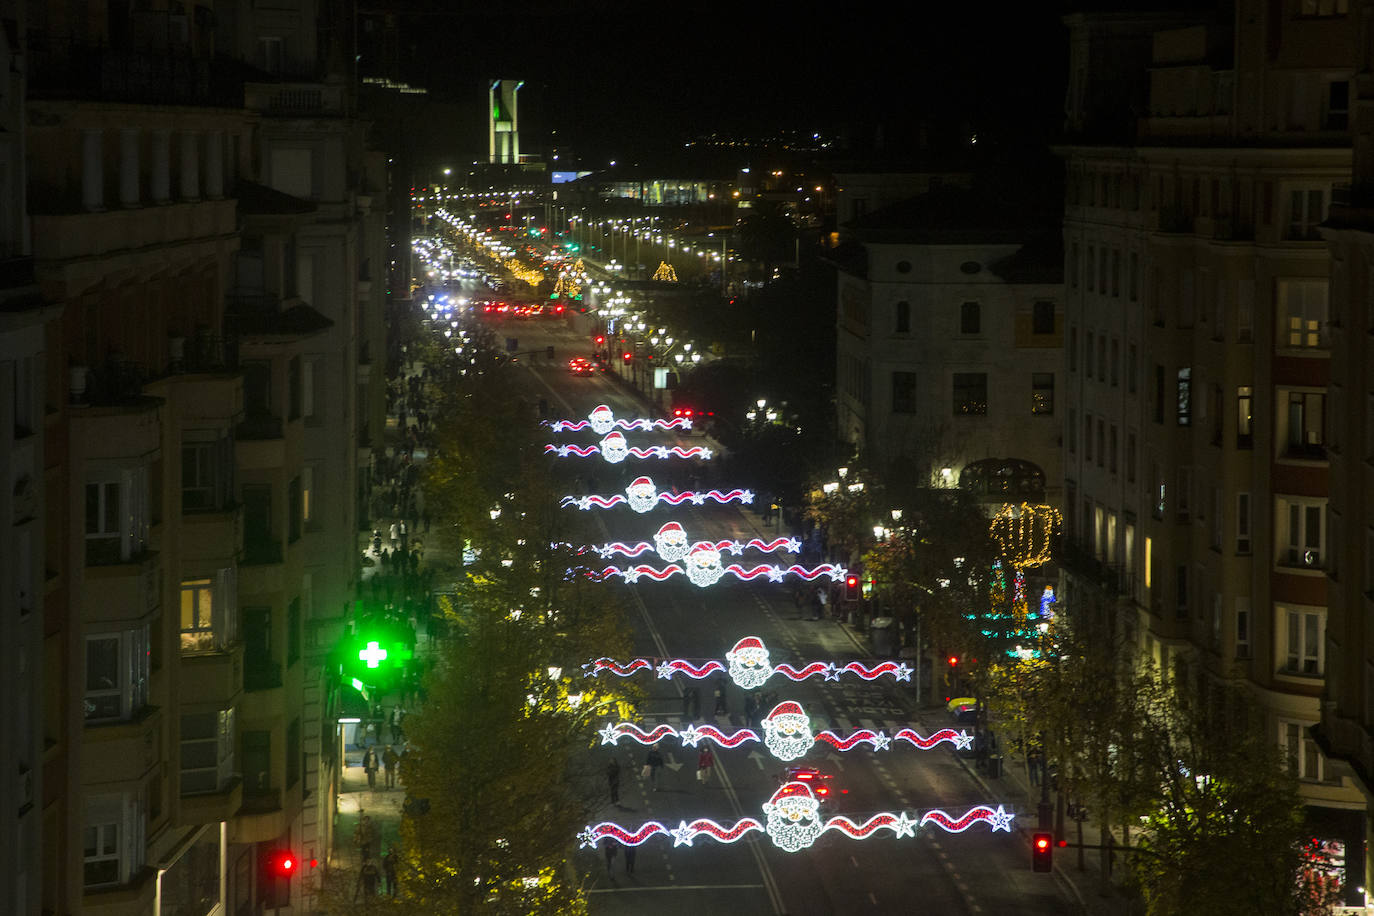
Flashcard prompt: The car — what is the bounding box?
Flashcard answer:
[947,697,978,724]
[568,357,595,376]
[778,764,847,808]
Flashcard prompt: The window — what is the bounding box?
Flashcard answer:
[1211,488,1222,550]
[1176,367,1191,425]
[1176,565,1189,619]
[1280,279,1329,348]
[1325,81,1350,130]
[1127,344,1137,394]
[1237,386,1254,448]
[1126,432,1137,482]
[1280,607,1325,677]
[1287,189,1328,241]
[1069,327,1078,372]
[84,628,149,722]
[1098,336,1106,382]
[1084,414,1093,462]
[1070,243,1079,289]
[1096,419,1105,467]
[181,434,232,513]
[1177,466,1192,521]
[84,819,121,888]
[1033,301,1055,334]
[1284,391,1326,457]
[243,730,272,797]
[1154,365,1165,423]
[287,718,301,789]
[1235,598,1251,658]
[891,371,917,414]
[1086,332,1095,378]
[1129,251,1139,301]
[952,373,987,416]
[1099,248,1108,295]
[1237,492,1252,554]
[1210,384,1223,445]
[288,476,302,543]
[1299,0,1349,17]
[894,301,911,334]
[242,360,273,419]
[302,465,315,527]
[960,301,981,335]
[288,356,301,421]
[303,358,316,422]
[1031,373,1054,415]
[179,570,236,654]
[257,36,284,74]
[1109,425,1118,473]
[1068,408,1077,452]
[1110,339,1119,387]
[85,469,150,565]
[180,709,235,796]
[1280,498,1325,567]
[1087,246,1096,291]
[1281,720,1338,784]
[1111,250,1121,297]
[287,597,300,666]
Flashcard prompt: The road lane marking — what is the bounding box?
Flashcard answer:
[588,884,766,894]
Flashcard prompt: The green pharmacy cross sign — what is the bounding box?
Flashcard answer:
[359,641,388,669]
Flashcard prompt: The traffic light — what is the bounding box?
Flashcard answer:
[947,655,959,668]
[261,847,295,907]
[594,335,605,346]
[844,575,859,600]
[1032,832,1053,872]
[622,352,632,361]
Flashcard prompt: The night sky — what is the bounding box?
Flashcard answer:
[366,1,1072,167]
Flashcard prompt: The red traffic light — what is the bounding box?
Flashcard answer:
[1035,835,1050,851]
[622,352,632,361]
[947,655,959,667]
[595,335,605,345]
[845,576,858,588]
[265,848,295,876]
[1032,832,1054,872]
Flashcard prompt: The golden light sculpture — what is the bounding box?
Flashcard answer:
[989,502,1061,568]
[652,260,678,282]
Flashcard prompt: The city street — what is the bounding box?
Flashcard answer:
[490,313,1079,915]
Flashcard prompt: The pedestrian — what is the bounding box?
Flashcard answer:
[645,746,664,791]
[713,678,728,715]
[383,744,399,788]
[696,746,715,785]
[353,813,371,863]
[607,757,621,804]
[382,847,398,897]
[388,521,399,549]
[813,584,828,620]
[363,745,379,789]
[624,844,636,875]
[357,860,379,899]
[603,837,618,874]
[390,705,406,744]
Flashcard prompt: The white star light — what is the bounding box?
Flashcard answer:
[672,821,696,847]
[690,493,707,505]
[655,662,675,679]
[725,542,744,556]
[678,724,703,747]
[576,497,593,511]
[622,568,641,584]
[700,448,713,459]
[741,491,755,504]
[577,827,597,849]
[987,805,1015,832]
[952,730,974,751]
[870,731,891,751]
[766,566,786,582]
[785,538,802,552]
[582,662,599,677]
[894,663,913,681]
[822,663,841,682]
[891,812,918,839]
[598,724,620,746]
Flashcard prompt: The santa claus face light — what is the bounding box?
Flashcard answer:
[626,477,658,514]
[588,404,616,436]
[725,636,773,690]
[764,782,824,852]
[684,542,726,588]
[761,700,814,761]
[600,431,629,464]
[653,522,690,563]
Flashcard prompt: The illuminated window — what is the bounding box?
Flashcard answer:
[952,373,987,416]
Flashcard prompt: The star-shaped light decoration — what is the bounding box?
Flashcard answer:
[821,663,841,682]
[952,731,974,751]
[598,724,620,746]
[871,732,892,751]
[766,567,786,583]
[741,491,755,504]
[655,661,676,679]
[678,724,704,747]
[690,494,707,505]
[622,568,641,584]
[725,543,744,556]
[891,812,918,839]
[582,662,599,677]
[671,821,696,847]
[700,448,713,460]
[894,663,913,682]
[785,538,802,552]
[987,805,1015,833]
[577,827,597,849]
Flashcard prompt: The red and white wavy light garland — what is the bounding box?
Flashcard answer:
[545,416,693,433]
[582,562,847,586]
[560,488,753,513]
[587,536,800,560]
[596,721,972,754]
[543,443,712,461]
[577,804,1014,850]
[583,656,911,684]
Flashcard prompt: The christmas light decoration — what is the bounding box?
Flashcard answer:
[596,701,971,760]
[582,560,848,588]
[546,405,691,434]
[585,526,799,564]
[560,477,753,514]
[578,787,1014,853]
[583,636,911,689]
[1038,585,1057,618]
[652,260,678,282]
[542,437,712,463]
[989,502,1062,568]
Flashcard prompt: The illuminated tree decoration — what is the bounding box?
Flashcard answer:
[552,270,581,300]
[652,260,678,282]
[595,702,971,759]
[583,636,912,688]
[542,436,712,463]
[559,477,753,514]
[578,787,1014,853]
[989,503,1062,568]
[581,560,848,588]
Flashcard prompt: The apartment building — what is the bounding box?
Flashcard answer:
[13,1,380,912]
[834,182,1064,503]
[1058,4,1365,904]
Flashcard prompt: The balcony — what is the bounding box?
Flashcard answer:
[29,38,246,107]
[1058,539,1136,599]
[180,646,243,707]
[245,81,345,116]
[82,551,160,619]
[235,414,283,441]
[178,776,242,827]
